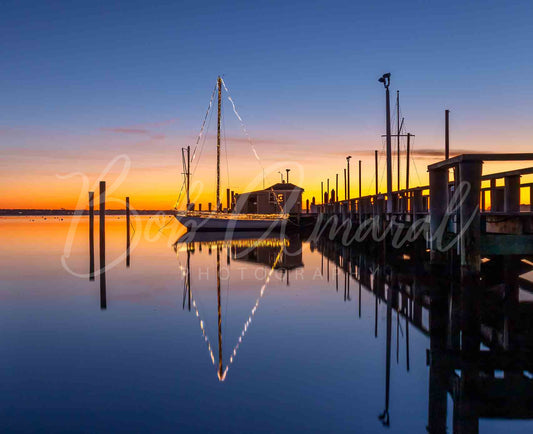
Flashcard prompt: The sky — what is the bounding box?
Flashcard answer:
[1,0,533,209]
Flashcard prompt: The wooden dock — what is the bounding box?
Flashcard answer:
[314,153,533,274]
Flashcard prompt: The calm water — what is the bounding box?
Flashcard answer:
[1,216,531,433]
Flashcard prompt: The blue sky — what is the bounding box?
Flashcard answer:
[1,0,533,207]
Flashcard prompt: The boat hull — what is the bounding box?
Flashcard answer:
[175,215,285,232]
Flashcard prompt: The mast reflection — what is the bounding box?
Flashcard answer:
[174,232,301,382]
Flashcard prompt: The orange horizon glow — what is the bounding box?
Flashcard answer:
[3,127,533,210]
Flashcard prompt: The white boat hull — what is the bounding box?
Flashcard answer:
[175,214,285,232]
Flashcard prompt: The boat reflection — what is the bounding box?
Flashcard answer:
[173,229,533,430]
[174,232,300,382]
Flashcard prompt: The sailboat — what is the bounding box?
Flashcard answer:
[175,77,289,232]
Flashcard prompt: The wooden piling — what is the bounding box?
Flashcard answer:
[344,168,347,200]
[429,168,449,264]
[89,191,94,281]
[445,110,450,160]
[406,133,411,190]
[458,160,483,273]
[358,160,362,198]
[375,150,379,195]
[226,188,230,212]
[504,175,520,213]
[126,196,130,268]
[336,174,339,204]
[347,157,351,202]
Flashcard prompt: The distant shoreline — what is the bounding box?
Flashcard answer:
[0,209,176,216]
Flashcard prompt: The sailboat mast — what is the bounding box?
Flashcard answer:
[216,76,222,211]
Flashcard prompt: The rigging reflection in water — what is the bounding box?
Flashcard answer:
[174,233,302,382]
[102,223,533,431]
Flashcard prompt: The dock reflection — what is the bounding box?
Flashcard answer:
[315,238,533,433]
[171,227,533,430]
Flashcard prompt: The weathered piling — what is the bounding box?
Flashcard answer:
[89,191,94,281]
[375,150,379,195]
[358,160,362,198]
[99,181,107,309]
[504,175,520,213]
[458,160,482,274]
[126,196,130,268]
[445,110,450,160]
[335,174,339,203]
[406,133,411,190]
[428,167,449,264]
[344,168,347,200]
[346,156,351,202]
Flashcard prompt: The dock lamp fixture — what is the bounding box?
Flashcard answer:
[378,72,391,89]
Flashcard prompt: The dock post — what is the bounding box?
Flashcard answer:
[458,161,482,274]
[346,156,351,206]
[199,203,202,212]
[406,134,411,190]
[358,160,362,198]
[504,175,520,213]
[126,197,130,268]
[429,168,449,264]
[344,169,347,200]
[226,188,230,212]
[375,150,379,195]
[490,179,504,212]
[89,191,94,281]
[208,202,212,212]
[445,110,450,160]
[99,181,107,309]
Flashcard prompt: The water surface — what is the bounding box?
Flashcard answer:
[1,217,531,433]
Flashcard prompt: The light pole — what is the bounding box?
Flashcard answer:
[346,156,352,203]
[278,171,283,183]
[286,168,291,183]
[378,73,392,213]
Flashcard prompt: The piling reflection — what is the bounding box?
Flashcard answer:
[89,191,95,281]
[99,181,106,310]
[315,237,533,433]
